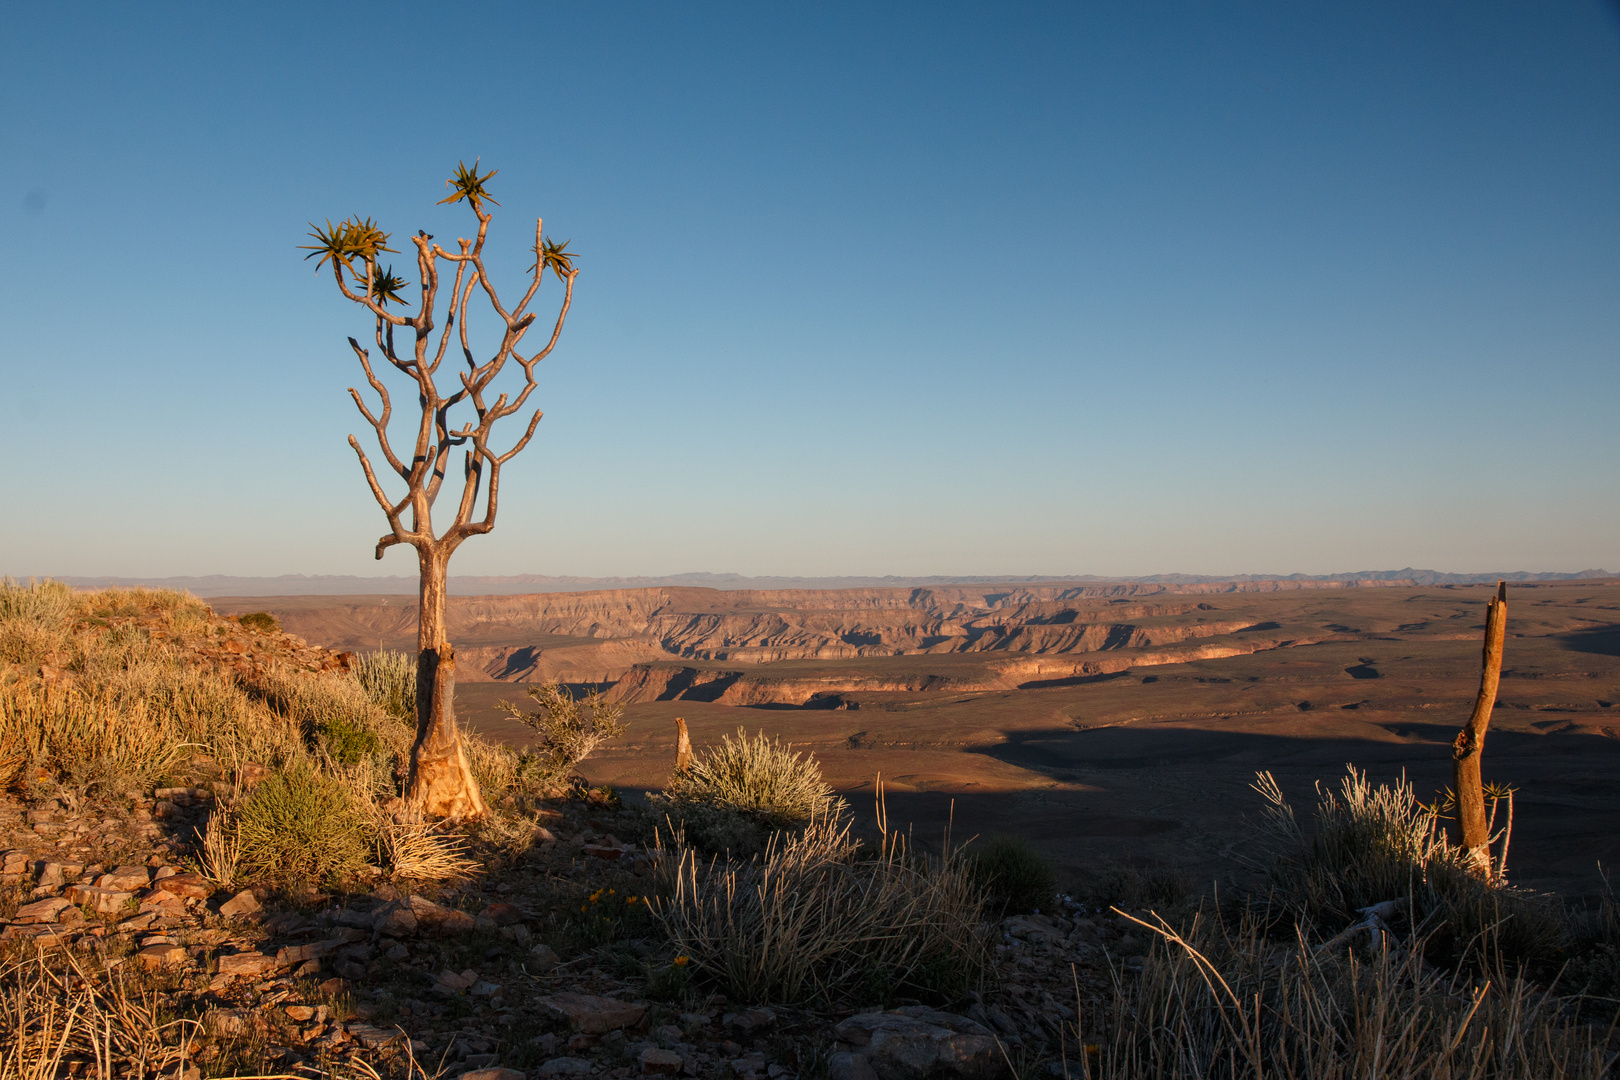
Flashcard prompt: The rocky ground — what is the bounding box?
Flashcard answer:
[1,762,1138,1080]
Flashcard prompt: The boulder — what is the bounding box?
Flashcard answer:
[347,1024,404,1049]
[372,901,418,937]
[831,1007,1002,1080]
[528,943,560,973]
[535,992,647,1034]
[482,902,525,926]
[137,943,188,970]
[725,1007,776,1035]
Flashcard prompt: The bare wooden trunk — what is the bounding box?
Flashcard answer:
[674,717,693,772]
[405,550,488,820]
[1452,581,1507,872]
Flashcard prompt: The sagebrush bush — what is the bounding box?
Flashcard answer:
[237,765,371,886]
[352,649,417,722]
[965,834,1056,916]
[653,806,988,1008]
[236,611,279,633]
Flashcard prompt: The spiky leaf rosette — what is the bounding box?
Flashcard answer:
[438,159,499,212]
[530,236,579,281]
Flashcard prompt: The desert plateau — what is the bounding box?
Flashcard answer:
[216,577,1620,899]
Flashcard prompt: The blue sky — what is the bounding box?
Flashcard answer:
[2,3,1617,579]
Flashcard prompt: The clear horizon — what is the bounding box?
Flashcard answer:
[3,3,1618,580]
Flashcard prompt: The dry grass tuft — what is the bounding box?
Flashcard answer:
[651,794,988,1008]
[378,819,479,883]
[0,947,205,1080]
[1082,905,1618,1079]
[352,649,417,722]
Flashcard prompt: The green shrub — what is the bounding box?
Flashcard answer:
[236,612,279,633]
[317,714,380,765]
[238,766,372,887]
[352,650,417,722]
[965,834,1056,916]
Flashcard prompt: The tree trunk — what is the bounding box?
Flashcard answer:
[405,548,488,820]
[674,717,693,772]
[1452,580,1507,873]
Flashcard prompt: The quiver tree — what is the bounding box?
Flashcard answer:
[303,162,578,820]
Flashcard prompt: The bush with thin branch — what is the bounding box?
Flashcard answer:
[500,682,625,788]
[669,727,838,822]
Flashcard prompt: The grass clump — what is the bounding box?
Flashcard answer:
[0,577,75,624]
[652,802,988,1008]
[237,765,371,887]
[352,648,417,722]
[965,834,1056,916]
[653,727,842,855]
[1090,905,1613,1079]
[1253,767,1564,971]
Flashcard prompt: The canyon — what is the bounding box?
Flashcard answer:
[215,578,1620,897]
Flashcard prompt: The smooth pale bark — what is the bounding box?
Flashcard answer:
[1452,581,1507,872]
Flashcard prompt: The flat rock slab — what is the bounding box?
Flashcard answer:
[218,890,261,917]
[641,1048,683,1075]
[137,944,188,970]
[97,865,151,891]
[536,992,647,1034]
[13,897,73,924]
[538,1058,595,1077]
[155,872,211,899]
[347,1024,405,1049]
[832,1007,1002,1080]
[215,952,275,978]
[64,885,133,915]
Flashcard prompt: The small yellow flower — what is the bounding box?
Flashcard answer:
[673,955,690,967]
[626,895,638,904]
[580,904,588,913]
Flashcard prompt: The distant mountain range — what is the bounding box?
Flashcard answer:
[25,567,1615,597]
